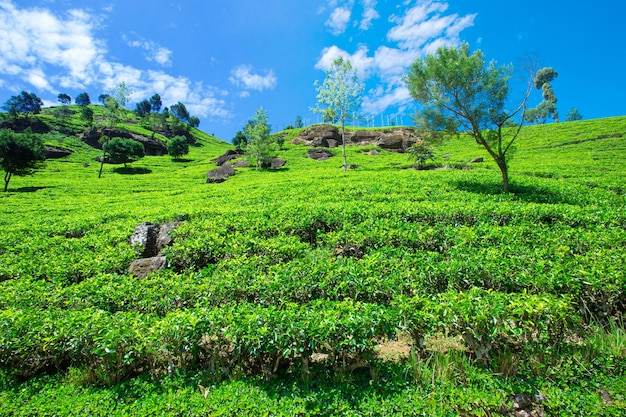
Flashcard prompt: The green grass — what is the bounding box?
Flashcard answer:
[0,116,625,415]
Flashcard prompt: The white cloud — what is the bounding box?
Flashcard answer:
[316,0,475,115]
[229,65,277,91]
[326,7,352,35]
[0,1,232,120]
[124,34,172,67]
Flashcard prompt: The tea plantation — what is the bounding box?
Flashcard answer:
[0,116,625,416]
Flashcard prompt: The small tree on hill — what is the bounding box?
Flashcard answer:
[232,130,247,148]
[405,43,533,193]
[312,56,364,172]
[106,138,145,167]
[98,83,132,178]
[3,91,43,120]
[57,94,72,105]
[244,107,277,170]
[0,129,45,191]
[168,135,189,160]
[532,67,559,123]
[75,92,91,106]
[565,107,583,122]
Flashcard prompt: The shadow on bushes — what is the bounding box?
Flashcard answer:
[454,180,579,205]
[113,167,152,175]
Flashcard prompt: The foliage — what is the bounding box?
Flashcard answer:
[167,135,189,159]
[407,141,435,168]
[57,93,72,105]
[75,92,91,106]
[566,107,583,122]
[244,107,277,170]
[105,138,145,166]
[312,56,364,171]
[0,129,45,191]
[232,130,247,148]
[2,91,43,119]
[405,42,532,192]
[149,94,162,113]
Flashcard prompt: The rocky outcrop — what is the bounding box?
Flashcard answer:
[296,125,422,152]
[129,221,183,279]
[270,158,286,168]
[80,127,167,156]
[211,149,244,166]
[308,149,334,160]
[44,146,72,159]
[206,163,235,183]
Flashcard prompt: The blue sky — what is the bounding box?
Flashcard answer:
[1,0,625,141]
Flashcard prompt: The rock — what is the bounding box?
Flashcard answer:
[206,164,235,183]
[129,256,167,279]
[326,139,339,148]
[470,157,484,163]
[232,160,250,168]
[211,149,244,166]
[270,158,286,168]
[130,222,160,258]
[44,146,72,159]
[442,153,451,159]
[81,127,167,156]
[156,222,182,253]
[377,134,408,151]
[368,150,380,156]
[308,148,334,160]
[345,164,358,170]
[299,125,341,147]
[350,130,380,145]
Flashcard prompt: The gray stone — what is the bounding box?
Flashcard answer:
[129,256,167,279]
[232,160,250,168]
[156,222,182,254]
[470,157,484,163]
[270,158,286,168]
[308,148,334,160]
[130,222,160,258]
[207,163,235,183]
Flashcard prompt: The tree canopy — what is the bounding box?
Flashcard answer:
[529,67,559,123]
[75,92,91,106]
[244,107,277,170]
[2,91,43,119]
[57,94,72,105]
[105,138,145,166]
[312,56,364,171]
[167,135,189,159]
[405,43,532,192]
[0,129,45,191]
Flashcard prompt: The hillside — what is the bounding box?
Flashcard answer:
[0,116,625,416]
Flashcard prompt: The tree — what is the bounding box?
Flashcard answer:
[188,116,200,128]
[167,135,189,159]
[75,92,91,106]
[57,93,72,105]
[244,107,277,170]
[532,67,559,123]
[135,99,152,119]
[170,102,191,124]
[312,56,364,171]
[0,129,45,191]
[2,91,43,119]
[565,107,583,122]
[407,141,435,169]
[80,106,94,125]
[149,94,162,113]
[232,130,247,148]
[105,138,145,167]
[405,43,532,193]
[98,94,111,105]
[98,83,132,178]
[295,116,303,128]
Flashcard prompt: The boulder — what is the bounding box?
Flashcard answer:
[368,150,380,156]
[44,146,72,159]
[232,160,250,168]
[470,157,484,163]
[206,163,235,183]
[442,153,451,159]
[350,130,380,145]
[156,222,183,253]
[299,125,341,147]
[130,222,160,258]
[270,158,287,168]
[308,149,334,160]
[211,149,244,166]
[129,256,168,279]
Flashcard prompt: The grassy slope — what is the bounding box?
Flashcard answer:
[0,116,625,416]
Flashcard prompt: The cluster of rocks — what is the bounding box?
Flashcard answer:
[206,149,286,183]
[81,127,168,156]
[294,124,422,152]
[499,393,546,417]
[128,221,182,279]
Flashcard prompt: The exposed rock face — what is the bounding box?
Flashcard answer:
[80,127,167,156]
[470,157,484,163]
[270,158,286,168]
[129,256,168,279]
[296,125,421,152]
[232,160,250,168]
[308,149,334,160]
[211,149,244,166]
[130,222,161,258]
[44,146,72,159]
[206,163,235,183]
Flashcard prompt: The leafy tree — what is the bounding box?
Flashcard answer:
[135,99,152,119]
[532,67,559,123]
[2,91,43,119]
[188,116,200,128]
[312,56,364,171]
[105,137,145,167]
[98,94,111,105]
[405,43,532,193]
[57,93,72,105]
[149,94,162,113]
[295,116,303,128]
[232,130,247,148]
[565,107,583,122]
[407,141,435,169]
[167,135,189,159]
[98,83,132,178]
[0,129,45,191]
[244,107,277,170]
[80,106,94,125]
[75,92,91,106]
[170,102,191,124]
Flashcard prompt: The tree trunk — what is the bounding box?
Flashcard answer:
[341,119,347,172]
[3,171,11,192]
[498,160,510,193]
